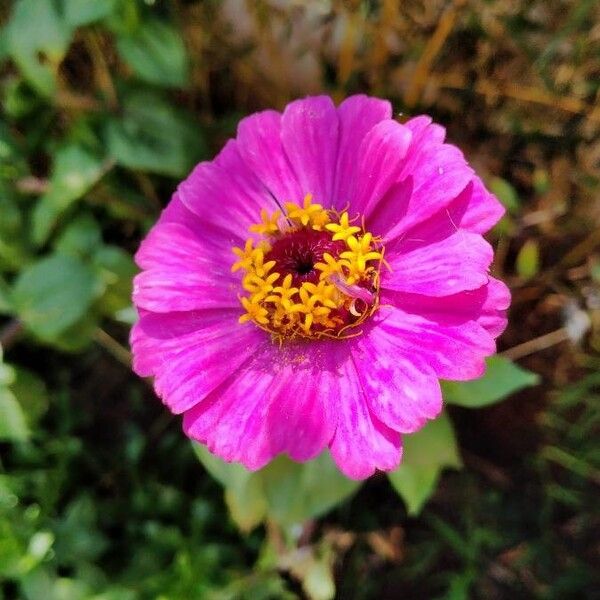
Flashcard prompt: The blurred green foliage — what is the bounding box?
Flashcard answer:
[1,0,598,598]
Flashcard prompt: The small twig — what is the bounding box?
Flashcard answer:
[404,0,465,107]
[94,327,132,367]
[85,30,119,110]
[519,206,566,228]
[133,172,162,212]
[55,90,102,112]
[492,236,510,279]
[558,227,600,269]
[16,176,49,195]
[461,450,512,489]
[431,72,600,124]
[337,10,361,88]
[266,519,287,556]
[501,327,569,361]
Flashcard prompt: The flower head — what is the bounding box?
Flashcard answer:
[131,95,509,480]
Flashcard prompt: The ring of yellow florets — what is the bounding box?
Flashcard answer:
[232,194,385,342]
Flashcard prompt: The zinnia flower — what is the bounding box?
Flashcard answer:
[131,95,509,480]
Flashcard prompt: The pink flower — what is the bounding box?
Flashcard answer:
[131,95,509,480]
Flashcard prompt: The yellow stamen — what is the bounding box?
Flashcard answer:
[325,212,361,242]
[249,208,281,236]
[285,193,331,230]
[232,194,386,342]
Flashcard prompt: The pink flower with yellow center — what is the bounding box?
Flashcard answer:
[131,95,509,480]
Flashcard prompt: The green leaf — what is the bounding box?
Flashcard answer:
[2,77,44,119]
[516,239,540,280]
[193,442,254,489]
[45,313,99,352]
[303,559,336,600]
[61,0,116,28]
[0,120,29,179]
[116,18,189,88]
[194,444,267,532]
[260,454,361,526]
[22,568,93,600]
[54,496,108,563]
[103,0,140,34]
[11,254,100,341]
[0,518,26,577]
[0,388,30,442]
[0,27,7,61]
[10,367,49,426]
[32,145,107,245]
[0,228,31,272]
[27,531,55,564]
[194,445,361,531]
[0,347,14,386]
[388,412,461,516]
[0,275,12,313]
[54,213,102,258]
[0,187,23,239]
[224,478,269,534]
[105,90,207,177]
[443,355,539,409]
[532,168,550,195]
[489,177,520,215]
[92,245,136,317]
[5,0,72,96]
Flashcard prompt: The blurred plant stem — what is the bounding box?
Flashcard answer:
[94,327,132,367]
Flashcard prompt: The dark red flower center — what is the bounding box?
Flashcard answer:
[265,229,345,287]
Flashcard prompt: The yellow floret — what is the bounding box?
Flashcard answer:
[231,239,256,273]
[239,296,270,325]
[340,233,383,276]
[314,252,349,281]
[251,248,277,278]
[242,271,280,300]
[325,212,361,242]
[249,208,281,236]
[265,274,299,310]
[285,193,330,229]
[302,281,339,309]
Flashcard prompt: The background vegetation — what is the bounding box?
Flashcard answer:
[1,0,599,598]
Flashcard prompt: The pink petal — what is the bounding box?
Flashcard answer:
[264,344,342,462]
[350,120,412,215]
[329,357,402,480]
[400,115,448,178]
[374,307,496,381]
[133,222,238,312]
[351,325,442,433]
[130,310,265,414]
[333,94,392,209]
[280,96,339,204]
[383,230,494,296]
[382,280,509,337]
[183,343,341,469]
[382,287,488,327]
[367,117,473,239]
[404,115,446,144]
[477,277,510,337]
[155,194,205,237]
[183,352,279,470]
[236,110,303,202]
[177,140,273,241]
[448,177,505,234]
